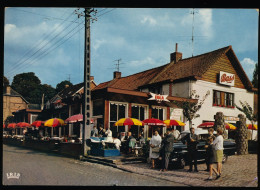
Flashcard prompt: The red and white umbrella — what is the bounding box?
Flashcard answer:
[197,122,236,130]
[65,114,83,124]
[142,118,165,126]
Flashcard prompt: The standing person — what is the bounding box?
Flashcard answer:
[91,126,98,137]
[181,127,199,172]
[149,130,162,169]
[213,128,224,179]
[206,137,219,180]
[159,128,175,172]
[204,128,216,171]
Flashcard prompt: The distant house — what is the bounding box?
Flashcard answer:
[3,86,29,122]
[41,77,97,137]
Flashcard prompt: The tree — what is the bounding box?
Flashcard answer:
[40,84,56,103]
[11,72,42,104]
[56,80,72,93]
[235,101,257,140]
[251,63,258,88]
[174,90,210,129]
[3,76,10,87]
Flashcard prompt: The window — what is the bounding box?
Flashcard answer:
[151,107,165,120]
[213,90,234,108]
[131,105,146,121]
[109,102,127,135]
[149,85,162,94]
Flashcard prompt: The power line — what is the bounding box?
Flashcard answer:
[12,8,81,23]
[6,18,85,77]
[5,10,77,75]
[6,8,116,79]
[5,15,81,76]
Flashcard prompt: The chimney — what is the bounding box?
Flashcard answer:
[90,76,94,81]
[6,86,11,95]
[170,43,182,63]
[65,84,70,88]
[113,71,121,79]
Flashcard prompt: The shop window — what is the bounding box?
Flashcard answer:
[131,105,145,121]
[152,107,164,120]
[109,102,127,135]
[213,90,234,108]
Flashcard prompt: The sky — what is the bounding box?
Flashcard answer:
[4,8,259,88]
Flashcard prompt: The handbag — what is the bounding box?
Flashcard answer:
[152,146,160,153]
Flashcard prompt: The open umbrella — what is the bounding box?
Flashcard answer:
[197,122,215,128]
[31,120,45,128]
[7,123,17,128]
[142,118,165,126]
[3,124,6,128]
[164,119,185,127]
[114,118,143,126]
[17,122,30,128]
[247,124,257,130]
[198,122,237,130]
[44,118,65,127]
[225,123,236,130]
[65,114,83,124]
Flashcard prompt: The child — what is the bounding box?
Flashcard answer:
[206,137,220,180]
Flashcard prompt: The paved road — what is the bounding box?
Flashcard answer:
[3,144,186,186]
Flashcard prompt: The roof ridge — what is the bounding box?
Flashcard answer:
[148,62,172,84]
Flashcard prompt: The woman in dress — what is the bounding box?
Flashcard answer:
[213,128,224,179]
[149,130,162,169]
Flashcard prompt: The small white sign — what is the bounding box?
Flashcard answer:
[148,92,170,102]
[219,71,235,86]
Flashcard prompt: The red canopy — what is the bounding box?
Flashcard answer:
[7,123,17,128]
[197,122,215,128]
[17,122,30,128]
[142,118,165,126]
[31,120,45,127]
[65,114,83,124]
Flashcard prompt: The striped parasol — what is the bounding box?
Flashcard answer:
[44,118,65,127]
[163,119,185,127]
[114,118,143,126]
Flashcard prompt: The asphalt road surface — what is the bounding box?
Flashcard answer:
[3,144,186,186]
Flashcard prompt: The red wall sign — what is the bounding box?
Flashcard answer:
[219,71,235,86]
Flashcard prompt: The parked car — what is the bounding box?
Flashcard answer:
[170,129,236,169]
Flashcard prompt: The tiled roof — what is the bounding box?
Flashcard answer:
[93,64,167,91]
[93,46,231,91]
[57,82,84,99]
[150,46,231,84]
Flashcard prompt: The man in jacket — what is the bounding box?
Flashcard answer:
[160,127,175,172]
[181,127,199,172]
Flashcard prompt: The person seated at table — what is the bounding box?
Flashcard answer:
[91,126,98,137]
[113,137,121,150]
[105,128,113,142]
[126,132,135,154]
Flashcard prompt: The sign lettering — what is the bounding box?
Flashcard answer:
[148,92,170,102]
[219,71,235,86]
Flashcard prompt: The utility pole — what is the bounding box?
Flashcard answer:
[191,8,195,57]
[75,8,97,157]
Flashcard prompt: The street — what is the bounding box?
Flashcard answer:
[3,144,186,186]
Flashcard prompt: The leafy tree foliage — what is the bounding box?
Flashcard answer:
[252,62,258,88]
[174,90,210,128]
[56,80,72,93]
[3,76,10,87]
[11,72,55,104]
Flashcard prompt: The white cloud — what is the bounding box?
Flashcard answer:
[197,9,213,39]
[93,39,107,50]
[5,24,16,33]
[129,56,156,67]
[241,58,256,65]
[140,15,157,26]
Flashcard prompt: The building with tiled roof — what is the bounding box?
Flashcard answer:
[92,44,257,139]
